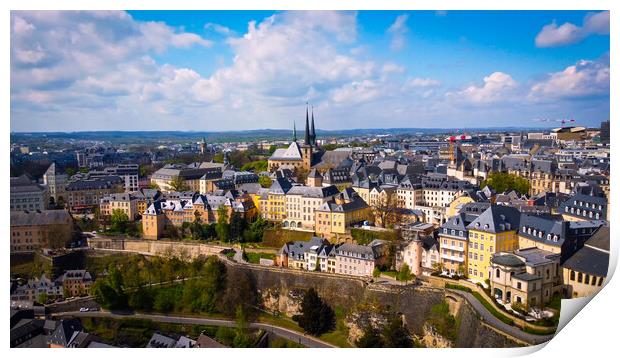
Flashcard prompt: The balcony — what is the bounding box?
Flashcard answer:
[441,253,465,262]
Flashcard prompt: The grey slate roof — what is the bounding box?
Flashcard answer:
[518,213,567,247]
[467,205,520,233]
[11,210,72,227]
[562,245,609,277]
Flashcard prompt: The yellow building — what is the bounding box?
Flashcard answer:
[466,205,521,284]
[446,195,475,218]
[99,193,139,221]
[315,188,372,242]
[561,227,609,298]
[264,178,293,222]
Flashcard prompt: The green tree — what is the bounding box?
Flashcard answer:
[128,286,154,311]
[242,216,268,243]
[396,263,414,283]
[294,288,335,336]
[37,293,49,304]
[229,211,246,242]
[258,176,272,188]
[215,206,230,242]
[372,267,381,278]
[233,305,253,347]
[110,209,130,233]
[480,172,530,195]
[153,288,178,312]
[169,175,190,192]
[356,325,384,347]
[382,316,413,348]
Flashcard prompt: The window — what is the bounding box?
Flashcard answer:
[517,282,522,290]
[577,272,583,283]
[496,269,500,278]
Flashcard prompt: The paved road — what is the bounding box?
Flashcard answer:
[54,311,335,348]
[446,289,555,345]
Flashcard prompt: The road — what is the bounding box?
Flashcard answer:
[446,289,555,345]
[54,310,335,348]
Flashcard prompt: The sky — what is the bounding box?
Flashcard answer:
[10,10,610,132]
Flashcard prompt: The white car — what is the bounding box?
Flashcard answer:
[79,307,89,312]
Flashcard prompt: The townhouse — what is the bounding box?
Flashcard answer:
[466,205,521,284]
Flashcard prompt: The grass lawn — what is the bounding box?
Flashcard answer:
[319,306,353,348]
[245,252,276,264]
[381,270,398,278]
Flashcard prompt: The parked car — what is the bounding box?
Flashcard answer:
[79,307,89,312]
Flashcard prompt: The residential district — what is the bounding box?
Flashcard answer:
[10,110,611,348]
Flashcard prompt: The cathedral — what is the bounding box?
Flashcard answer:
[268,105,320,173]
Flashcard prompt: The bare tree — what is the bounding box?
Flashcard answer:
[371,190,402,228]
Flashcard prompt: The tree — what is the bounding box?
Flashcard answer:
[432,261,444,273]
[37,293,49,304]
[371,190,402,228]
[91,265,128,310]
[294,288,335,336]
[242,215,268,243]
[382,316,413,348]
[372,267,381,278]
[480,172,530,195]
[233,305,253,347]
[258,176,272,188]
[229,211,246,242]
[356,325,384,347]
[110,209,130,233]
[169,175,190,192]
[396,263,414,283]
[215,206,230,242]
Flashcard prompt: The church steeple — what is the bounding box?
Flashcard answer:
[293,121,297,142]
[304,102,311,145]
[310,106,316,146]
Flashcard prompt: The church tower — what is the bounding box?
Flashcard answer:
[199,137,207,155]
[310,106,317,146]
[301,103,313,171]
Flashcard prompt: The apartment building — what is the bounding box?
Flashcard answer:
[335,240,387,277]
[466,205,521,284]
[10,210,73,253]
[10,175,48,212]
[314,188,372,242]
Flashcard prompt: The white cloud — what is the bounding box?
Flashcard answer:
[387,14,409,51]
[535,11,609,48]
[331,80,380,104]
[404,77,441,88]
[529,58,609,100]
[453,72,518,103]
[205,22,235,36]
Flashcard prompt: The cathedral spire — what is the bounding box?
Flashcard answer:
[293,121,297,142]
[304,102,311,145]
[310,106,316,145]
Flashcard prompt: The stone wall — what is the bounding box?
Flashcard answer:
[223,261,521,348]
[87,237,228,259]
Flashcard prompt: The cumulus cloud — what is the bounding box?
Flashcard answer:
[535,11,609,48]
[387,14,409,51]
[529,58,609,100]
[452,72,518,103]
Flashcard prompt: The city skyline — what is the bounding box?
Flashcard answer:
[11,10,610,132]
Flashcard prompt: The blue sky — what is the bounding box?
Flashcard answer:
[10,10,610,131]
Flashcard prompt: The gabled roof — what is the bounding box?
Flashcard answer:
[466,205,520,233]
[270,141,303,161]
